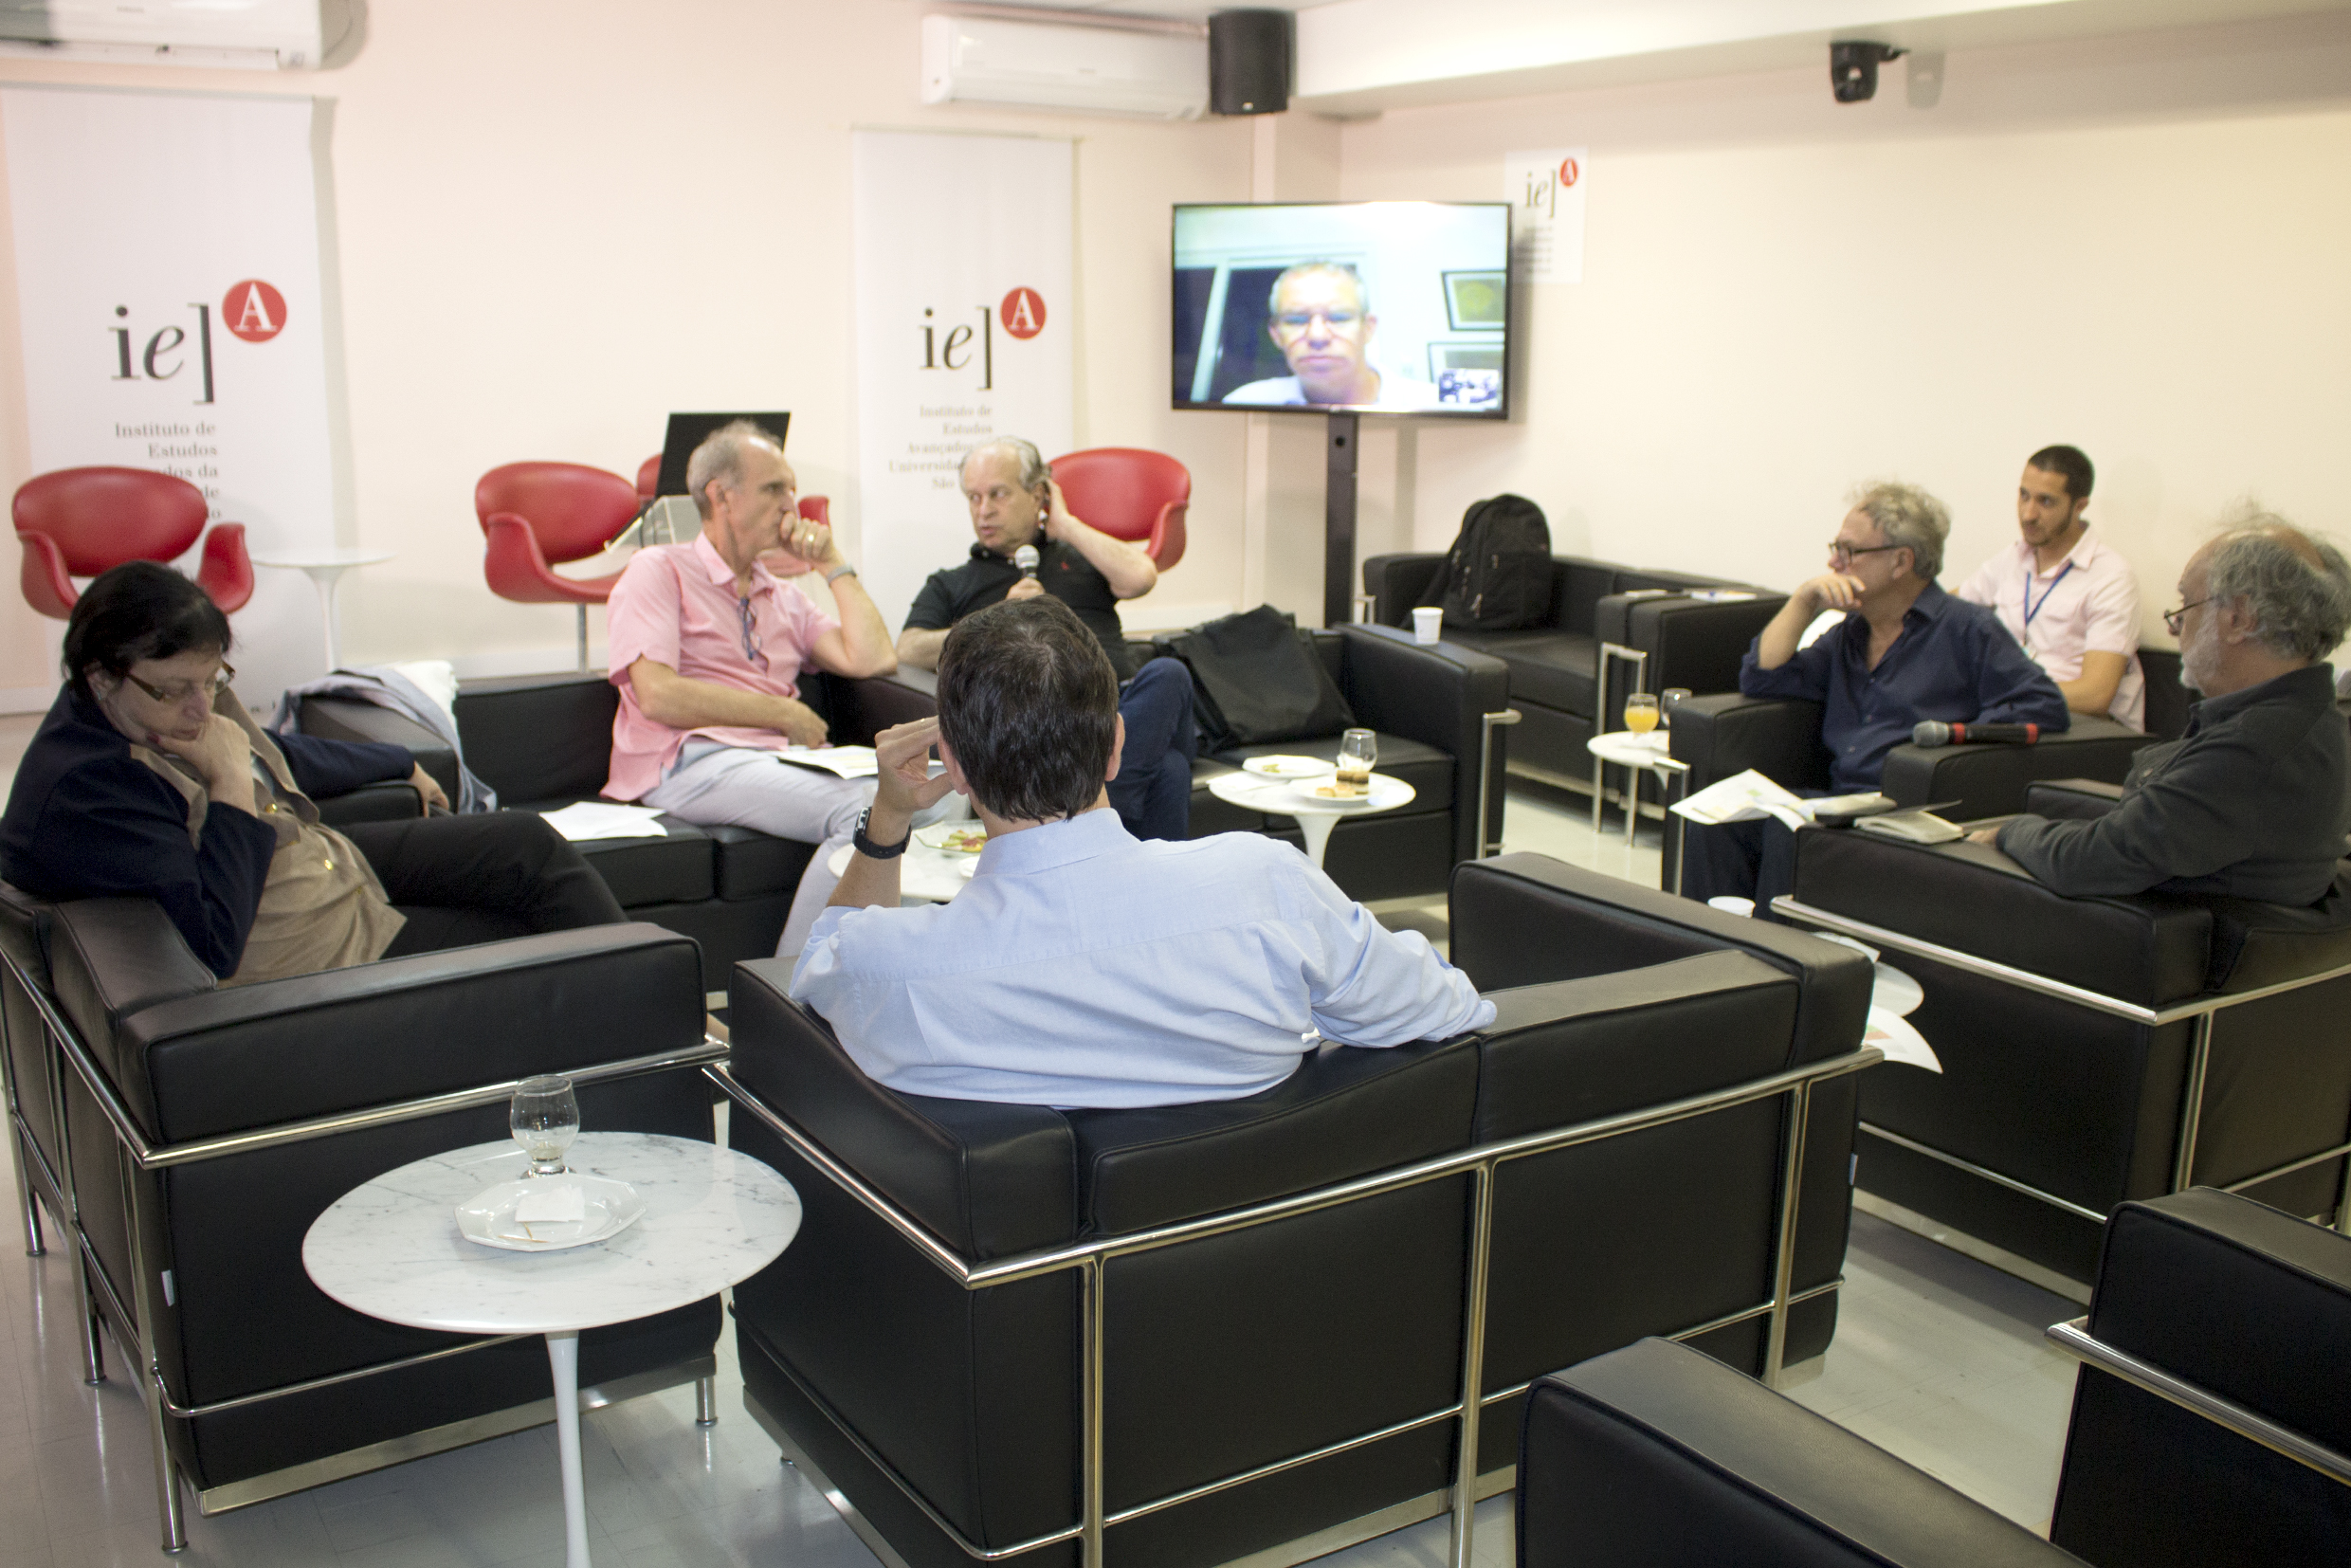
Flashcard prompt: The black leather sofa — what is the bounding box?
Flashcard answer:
[0,882,720,1550]
[1519,1189,2351,1567]
[1362,553,1786,790]
[1775,810,2351,1286]
[297,627,1511,983]
[714,853,1875,1568]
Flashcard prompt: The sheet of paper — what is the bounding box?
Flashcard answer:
[538,801,670,841]
[1866,1009,1941,1073]
[1670,769,1813,830]
[776,745,879,779]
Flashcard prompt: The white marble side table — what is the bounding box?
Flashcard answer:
[1585,730,1690,879]
[303,1132,799,1568]
[1206,770,1416,868]
[249,549,393,671]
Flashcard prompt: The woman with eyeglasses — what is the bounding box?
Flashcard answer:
[0,561,623,983]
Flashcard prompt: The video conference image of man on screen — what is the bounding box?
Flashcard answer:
[1173,201,1509,415]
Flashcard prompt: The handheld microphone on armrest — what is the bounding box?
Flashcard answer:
[1911,720,2041,748]
[1012,544,1040,579]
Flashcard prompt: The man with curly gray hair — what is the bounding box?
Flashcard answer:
[1980,514,2351,903]
[1681,480,2069,916]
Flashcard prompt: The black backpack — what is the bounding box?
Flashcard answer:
[1418,493,1553,630]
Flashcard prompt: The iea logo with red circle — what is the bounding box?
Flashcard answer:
[999,286,1046,340]
[222,280,286,343]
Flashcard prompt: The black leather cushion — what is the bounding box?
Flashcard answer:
[705,822,817,900]
[1452,854,1871,1071]
[453,673,620,805]
[2050,1190,2351,1566]
[1668,694,1833,793]
[1522,1340,2075,1567]
[1212,732,1452,811]
[314,781,426,827]
[1791,827,2214,1007]
[728,958,1076,1259]
[2022,778,2124,820]
[50,905,703,1144]
[1462,629,1598,718]
[1472,954,1797,1141]
[1878,718,2153,819]
[1064,1037,1477,1235]
[572,814,715,906]
[2201,864,2351,993]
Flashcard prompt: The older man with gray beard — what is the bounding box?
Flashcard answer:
[1977,516,2351,903]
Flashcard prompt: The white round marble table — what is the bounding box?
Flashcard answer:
[1206,770,1416,868]
[248,549,394,671]
[825,837,975,903]
[302,1132,799,1568]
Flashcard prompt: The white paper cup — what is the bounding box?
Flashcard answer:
[1412,606,1443,645]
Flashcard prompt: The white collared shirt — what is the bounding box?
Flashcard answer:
[1955,525,2144,730]
[791,810,1495,1108]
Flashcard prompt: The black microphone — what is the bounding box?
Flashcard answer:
[1013,544,1040,579]
[1911,720,2041,748]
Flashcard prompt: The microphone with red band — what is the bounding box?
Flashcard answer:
[1910,720,2041,748]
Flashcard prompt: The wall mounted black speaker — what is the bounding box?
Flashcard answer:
[1209,9,1292,116]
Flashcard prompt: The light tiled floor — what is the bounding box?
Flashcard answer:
[0,754,2085,1564]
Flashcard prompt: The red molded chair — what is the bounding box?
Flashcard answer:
[1047,447,1190,571]
[476,462,640,670]
[12,466,254,619]
[635,455,663,501]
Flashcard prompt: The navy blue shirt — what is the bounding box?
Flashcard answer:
[1740,583,2070,793]
[0,687,411,977]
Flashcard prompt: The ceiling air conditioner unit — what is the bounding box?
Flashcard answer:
[0,0,345,69]
[922,12,1208,120]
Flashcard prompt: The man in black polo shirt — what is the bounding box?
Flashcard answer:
[899,438,1196,840]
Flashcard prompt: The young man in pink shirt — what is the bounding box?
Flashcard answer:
[603,420,931,957]
[1954,445,2145,730]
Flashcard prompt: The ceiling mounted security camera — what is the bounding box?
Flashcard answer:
[1831,41,1906,103]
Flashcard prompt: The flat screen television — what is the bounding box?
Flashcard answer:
[1173,202,1512,417]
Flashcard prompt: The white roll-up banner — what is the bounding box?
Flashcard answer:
[850,130,1074,637]
[2,84,338,697]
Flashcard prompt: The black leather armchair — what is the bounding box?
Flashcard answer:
[714,853,1875,1568]
[1518,1189,2351,1568]
[0,884,721,1551]
[1519,1338,2072,1566]
[1364,553,1785,792]
[1668,691,2155,824]
[1777,823,2351,1286]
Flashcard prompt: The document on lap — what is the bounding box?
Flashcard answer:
[775,745,880,779]
[538,802,670,841]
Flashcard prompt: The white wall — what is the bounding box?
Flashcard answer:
[0,0,1255,694]
[4,6,2347,700]
[1338,10,2351,650]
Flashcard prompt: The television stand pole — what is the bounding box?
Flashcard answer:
[1323,411,1358,628]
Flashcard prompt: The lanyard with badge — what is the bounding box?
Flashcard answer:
[2022,559,2075,638]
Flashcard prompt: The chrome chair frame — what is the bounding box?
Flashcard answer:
[0,938,729,1552]
[2045,1315,2351,1489]
[711,1037,1882,1568]
[1775,895,2351,1242]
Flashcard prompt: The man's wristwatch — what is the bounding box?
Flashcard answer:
[852,807,909,860]
[824,563,858,585]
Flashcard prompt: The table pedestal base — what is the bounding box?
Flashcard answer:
[548,1330,591,1568]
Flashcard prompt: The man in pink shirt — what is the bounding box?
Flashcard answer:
[1954,445,2145,730]
[604,419,915,956]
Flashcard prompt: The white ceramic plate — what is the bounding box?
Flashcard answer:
[1289,777,1377,807]
[1243,755,1334,779]
[454,1174,647,1253]
[913,823,990,855]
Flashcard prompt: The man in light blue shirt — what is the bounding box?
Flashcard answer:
[791,596,1493,1108]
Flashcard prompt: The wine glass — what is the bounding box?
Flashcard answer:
[1337,728,1377,795]
[511,1075,579,1177]
[1659,688,1693,730]
[1623,693,1661,737]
